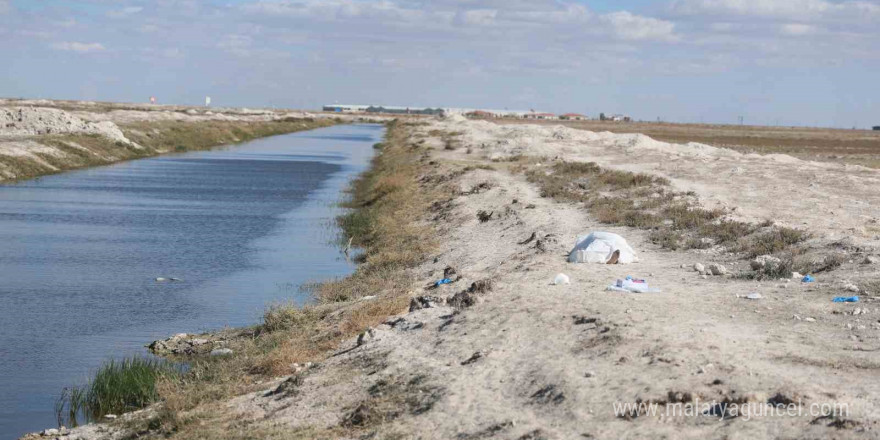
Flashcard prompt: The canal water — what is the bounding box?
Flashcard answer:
[0,123,382,438]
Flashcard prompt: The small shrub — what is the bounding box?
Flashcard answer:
[262,304,322,333]
[739,227,809,258]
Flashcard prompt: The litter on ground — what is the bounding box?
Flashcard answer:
[569,232,638,265]
[435,278,453,287]
[552,273,571,285]
[802,274,815,283]
[746,293,763,300]
[607,278,660,293]
[832,296,859,303]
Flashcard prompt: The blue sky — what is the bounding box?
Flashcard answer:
[2,0,879,127]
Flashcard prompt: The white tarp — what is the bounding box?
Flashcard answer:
[568,232,638,264]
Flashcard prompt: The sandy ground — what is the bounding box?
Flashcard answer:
[24,117,880,439]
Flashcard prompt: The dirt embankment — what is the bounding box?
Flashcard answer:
[0,100,380,182]
[24,117,880,439]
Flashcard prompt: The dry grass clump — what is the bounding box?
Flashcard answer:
[526,160,810,259]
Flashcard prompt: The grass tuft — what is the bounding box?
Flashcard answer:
[55,357,181,427]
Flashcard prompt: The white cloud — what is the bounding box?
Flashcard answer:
[601,11,678,42]
[0,0,10,15]
[107,6,144,18]
[669,0,880,20]
[51,41,106,53]
[780,23,818,35]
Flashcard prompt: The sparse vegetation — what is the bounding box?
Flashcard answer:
[526,160,810,259]
[55,357,182,427]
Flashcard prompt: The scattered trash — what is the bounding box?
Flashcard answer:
[553,273,571,285]
[359,295,377,301]
[802,275,815,283]
[607,278,661,293]
[569,232,638,265]
[746,293,763,300]
[435,278,453,287]
[210,348,233,356]
[833,296,860,303]
[155,277,167,282]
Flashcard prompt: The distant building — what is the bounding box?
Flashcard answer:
[365,106,444,116]
[524,112,557,120]
[599,113,631,122]
[874,126,880,131]
[560,113,587,121]
[322,104,444,116]
[323,104,369,113]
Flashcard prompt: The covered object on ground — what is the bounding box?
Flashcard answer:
[568,232,638,264]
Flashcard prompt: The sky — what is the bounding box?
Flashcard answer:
[1,0,879,127]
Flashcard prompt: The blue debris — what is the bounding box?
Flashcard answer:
[832,296,859,303]
[802,274,815,283]
[435,278,453,287]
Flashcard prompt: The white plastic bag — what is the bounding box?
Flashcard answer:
[568,232,638,264]
[552,273,571,285]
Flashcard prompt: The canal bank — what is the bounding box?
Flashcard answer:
[2,124,383,438]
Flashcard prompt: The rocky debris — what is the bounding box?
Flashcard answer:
[530,385,565,405]
[409,295,444,312]
[477,210,494,222]
[456,421,515,439]
[519,232,538,245]
[448,290,480,310]
[468,279,494,294]
[863,255,879,265]
[385,316,425,331]
[842,282,861,293]
[357,328,376,347]
[693,263,705,273]
[443,266,458,278]
[707,263,728,276]
[572,315,598,326]
[751,255,782,271]
[291,362,313,374]
[264,374,305,399]
[517,429,548,440]
[1,107,138,147]
[448,280,495,310]
[461,351,486,365]
[147,330,243,356]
